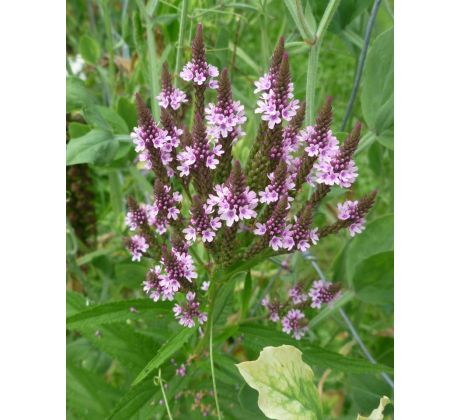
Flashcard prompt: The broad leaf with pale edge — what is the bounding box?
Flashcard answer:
[357,396,391,420]
[236,345,323,420]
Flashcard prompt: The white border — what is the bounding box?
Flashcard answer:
[396,0,460,418]
[0,0,64,417]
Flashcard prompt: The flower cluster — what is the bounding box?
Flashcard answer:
[205,100,246,141]
[337,200,366,236]
[180,25,219,89]
[282,309,308,340]
[128,235,149,262]
[254,53,300,129]
[150,181,182,234]
[262,278,341,340]
[157,64,188,110]
[309,280,341,309]
[173,291,207,328]
[124,24,377,329]
[183,196,222,243]
[206,162,258,227]
[254,196,293,251]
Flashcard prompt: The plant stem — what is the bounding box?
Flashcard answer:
[158,368,173,420]
[306,43,320,124]
[209,315,222,420]
[137,0,160,119]
[340,0,382,131]
[305,0,342,124]
[174,0,188,82]
[100,0,116,104]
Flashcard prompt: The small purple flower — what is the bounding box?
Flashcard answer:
[309,280,341,309]
[176,363,187,377]
[261,296,281,322]
[253,196,292,251]
[173,291,207,328]
[201,281,210,291]
[337,200,366,236]
[206,184,258,227]
[128,235,149,262]
[205,100,246,141]
[288,284,308,305]
[281,309,308,340]
[156,87,188,111]
[298,125,339,160]
[149,181,182,234]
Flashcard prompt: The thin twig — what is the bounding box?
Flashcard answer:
[157,368,173,420]
[209,316,222,419]
[340,0,383,131]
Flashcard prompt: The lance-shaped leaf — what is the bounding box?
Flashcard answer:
[236,345,323,420]
[356,396,391,420]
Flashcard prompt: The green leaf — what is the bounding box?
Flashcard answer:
[66,299,172,329]
[240,324,393,374]
[81,323,159,371]
[132,327,196,386]
[241,271,252,318]
[66,129,118,165]
[84,105,129,134]
[331,0,369,32]
[67,363,121,419]
[67,77,97,111]
[361,28,394,148]
[357,396,391,420]
[353,251,394,305]
[117,97,138,131]
[78,34,101,65]
[345,214,394,282]
[236,345,323,420]
[68,122,91,139]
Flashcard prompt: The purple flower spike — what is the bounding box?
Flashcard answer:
[149,180,182,235]
[337,200,366,236]
[253,195,293,251]
[128,234,149,262]
[206,161,258,227]
[173,291,207,328]
[314,122,361,188]
[180,24,219,89]
[157,63,188,110]
[281,309,308,340]
[308,280,341,309]
[183,195,222,243]
[255,53,300,129]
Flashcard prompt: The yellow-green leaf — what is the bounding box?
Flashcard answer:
[356,396,391,420]
[236,345,323,420]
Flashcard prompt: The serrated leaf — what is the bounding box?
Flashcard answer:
[236,345,323,420]
[66,129,118,165]
[132,327,196,385]
[357,396,391,420]
[78,34,100,65]
[66,299,172,329]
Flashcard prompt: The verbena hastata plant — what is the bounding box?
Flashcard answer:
[125,24,376,341]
